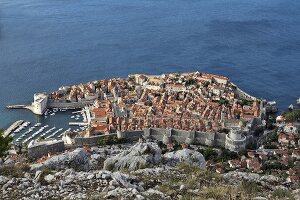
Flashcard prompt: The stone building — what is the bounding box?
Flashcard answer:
[32,93,48,115]
[225,129,246,152]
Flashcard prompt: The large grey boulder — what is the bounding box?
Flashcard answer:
[163,149,206,169]
[0,176,9,185]
[30,148,89,171]
[103,142,161,171]
[224,171,280,187]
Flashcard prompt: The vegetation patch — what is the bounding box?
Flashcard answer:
[97,135,127,146]
[0,163,29,178]
[283,109,300,123]
[39,168,53,185]
[272,188,294,199]
[0,129,13,158]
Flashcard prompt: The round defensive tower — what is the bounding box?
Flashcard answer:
[225,129,246,152]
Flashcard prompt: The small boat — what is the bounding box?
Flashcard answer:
[50,113,55,116]
[289,104,294,110]
[71,116,75,119]
[34,123,41,127]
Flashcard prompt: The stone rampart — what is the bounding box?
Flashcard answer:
[28,140,65,160]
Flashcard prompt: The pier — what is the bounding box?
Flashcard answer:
[6,104,36,113]
[3,120,24,137]
[69,122,88,126]
[6,105,29,109]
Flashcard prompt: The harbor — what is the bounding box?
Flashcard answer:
[3,107,89,146]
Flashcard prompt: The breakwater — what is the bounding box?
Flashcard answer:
[3,120,24,137]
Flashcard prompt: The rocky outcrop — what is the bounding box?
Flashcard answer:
[224,171,281,187]
[0,168,163,200]
[163,149,206,169]
[30,148,90,172]
[103,142,162,171]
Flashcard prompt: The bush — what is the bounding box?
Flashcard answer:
[0,129,13,158]
[218,148,238,162]
[0,163,30,178]
[239,181,259,198]
[185,78,196,86]
[284,109,300,122]
[98,135,127,146]
[272,188,293,199]
[219,98,229,105]
[39,168,53,185]
[238,99,253,106]
[199,148,218,161]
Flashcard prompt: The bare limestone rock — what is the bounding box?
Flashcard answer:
[0,176,9,185]
[223,171,280,187]
[30,148,90,172]
[103,142,162,171]
[163,149,206,169]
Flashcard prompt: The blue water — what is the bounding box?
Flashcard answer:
[0,0,300,129]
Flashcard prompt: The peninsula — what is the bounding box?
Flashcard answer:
[8,71,267,152]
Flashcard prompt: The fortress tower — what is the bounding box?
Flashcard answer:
[225,129,246,152]
[32,93,48,115]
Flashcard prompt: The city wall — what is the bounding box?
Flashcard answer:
[74,133,117,147]
[118,129,224,147]
[28,140,65,160]
[47,100,94,109]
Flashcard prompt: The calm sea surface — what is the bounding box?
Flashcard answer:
[0,0,300,129]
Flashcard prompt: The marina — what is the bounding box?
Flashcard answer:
[10,107,87,145]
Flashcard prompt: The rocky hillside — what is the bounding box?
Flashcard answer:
[0,142,298,199]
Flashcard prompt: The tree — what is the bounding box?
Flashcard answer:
[238,99,253,106]
[284,109,300,122]
[202,147,218,161]
[0,129,12,158]
[185,78,196,86]
[219,98,229,105]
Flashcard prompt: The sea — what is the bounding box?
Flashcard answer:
[0,0,300,134]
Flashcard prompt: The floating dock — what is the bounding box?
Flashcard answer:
[3,120,24,137]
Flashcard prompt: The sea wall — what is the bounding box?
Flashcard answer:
[47,100,94,109]
[235,87,257,101]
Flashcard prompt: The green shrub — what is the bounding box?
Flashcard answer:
[0,130,13,158]
[239,181,259,197]
[39,168,53,185]
[284,109,300,122]
[97,135,127,146]
[0,165,24,178]
[272,188,293,199]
